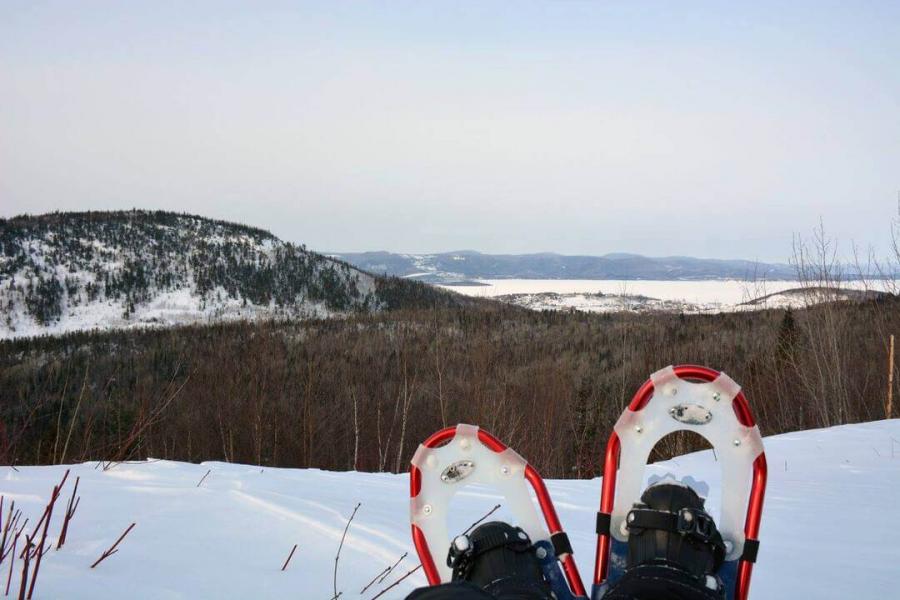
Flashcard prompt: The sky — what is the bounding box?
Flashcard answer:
[1,1,898,262]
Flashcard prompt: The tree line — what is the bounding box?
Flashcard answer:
[2,292,896,478]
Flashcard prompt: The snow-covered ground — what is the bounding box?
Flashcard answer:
[0,213,378,340]
[2,419,899,599]
[439,279,890,313]
[1,287,337,340]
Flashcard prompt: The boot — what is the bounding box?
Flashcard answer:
[604,482,727,600]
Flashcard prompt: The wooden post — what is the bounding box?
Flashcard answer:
[888,334,895,419]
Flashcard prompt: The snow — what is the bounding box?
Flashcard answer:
[1,285,337,340]
[2,419,899,599]
[0,217,374,340]
[439,279,890,314]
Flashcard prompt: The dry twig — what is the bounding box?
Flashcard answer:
[26,479,62,599]
[361,551,408,593]
[463,504,501,536]
[196,469,211,488]
[0,499,24,566]
[16,536,31,600]
[376,551,408,585]
[90,523,136,569]
[333,503,361,600]
[360,566,391,594]
[281,544,298,571]
[57,477,80,550]
[369,564,422,600]
[20,471,68,559]
[5,534,17,596]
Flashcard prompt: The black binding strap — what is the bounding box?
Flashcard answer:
[474,527,530,556]
[550,532,573,557]
[596,512,611,536]
[627,509,678,533]
[628,507,722,548]
[741,539,760,563]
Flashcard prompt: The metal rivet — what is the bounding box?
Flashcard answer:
[423,504,433,515]
[668,407,677,415]
[535,546,547,559]
[683,511,693,523]
[518,531,528,540]
[712,392,721,402]
[635,425,643,433]
[500,465,511,475]
[627,512,635,523]
[670,387,678,396]
[733,439,741,447]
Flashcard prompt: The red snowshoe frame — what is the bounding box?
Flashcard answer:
[594,365,768,600]
[410,426,588,598]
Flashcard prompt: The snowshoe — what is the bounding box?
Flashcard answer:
[408,365,768,600]
[593,365,768,600]
[409,424,587,600]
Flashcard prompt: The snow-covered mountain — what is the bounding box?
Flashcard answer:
[0,211,458,339]
[330,250,798,284]
[3,419,898,599]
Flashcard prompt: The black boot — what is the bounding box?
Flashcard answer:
[406,522,552,600]
[604,482,727,600]
[450,522,551,600]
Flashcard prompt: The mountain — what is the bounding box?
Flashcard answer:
[0,211,463,338]
[329,250,797,284]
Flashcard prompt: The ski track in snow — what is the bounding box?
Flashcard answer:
[1,420,899,599]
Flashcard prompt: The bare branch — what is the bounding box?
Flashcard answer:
[57,477,80,550]
[360,552,408,593]
[5,534,17,596]
[333,503,361,600]
[281,544,298,572]
[369,564,422,600]
[196,469,211,488]
[90,523,136,569]
[462,504,502,537]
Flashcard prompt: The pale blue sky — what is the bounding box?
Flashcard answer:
[2,1,898,261]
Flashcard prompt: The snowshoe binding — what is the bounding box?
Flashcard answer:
[603,480,726,599]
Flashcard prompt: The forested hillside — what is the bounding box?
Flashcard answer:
[2,294,895,477]
[0,211,464,338]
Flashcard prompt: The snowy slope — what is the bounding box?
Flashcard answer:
[2,420,898,599]
[1,211,383,339]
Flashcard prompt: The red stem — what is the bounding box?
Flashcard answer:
[16,538,30,600]
[27,482,60,600]
[57,477,80,550]
[5,536,16,596]
[369,564,422,600]
[90,523,136,569]
[19,471,68,560]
